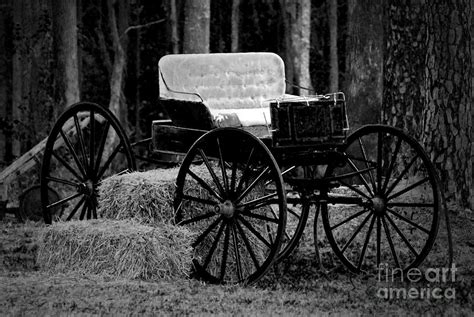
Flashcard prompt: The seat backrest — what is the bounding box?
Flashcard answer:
[158,53,286,112]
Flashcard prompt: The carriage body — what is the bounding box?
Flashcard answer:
[152,52,349,159]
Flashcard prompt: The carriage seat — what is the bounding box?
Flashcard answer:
[158,52,291,128]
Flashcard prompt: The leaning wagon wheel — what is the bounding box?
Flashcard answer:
[322,124,440,274]
[41,102,136,224]
[174,128,287,285]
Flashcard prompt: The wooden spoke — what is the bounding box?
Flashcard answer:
[192,216,223,248]
[59,129,87,178]
[89,109,95,174]
[387,177,429,201]
[219,224,231,281]
[216,137,230,193]
[330,208,369,230]
[341,212,373,253]
[46,192,82,209]
[386,208,430,234]
[182,194,218,207]
[237,192,278,211]
[235,147,255,197]
[96,142,123,180]
[235,222,260,270]
[202,221,226,270]
[376,131,383,193]
[186,169,223,202]
[386,214,419,257]
[239,210,279,224]
[198,148,225,196]
[93,121,111,175]
[45,176,80,187]
[237,215,271,248]
[357,214,376,270]
[236,166,271,203]
[66,196,86,221]
[347,157,374,197]
[178,211,216,226]
[382,216,401,268]
[382,137,402,193]
[231,222,243,282]
[73,114,88,172]
[385,154,419,196]
[52,152,84,181]
[358,137,377,193]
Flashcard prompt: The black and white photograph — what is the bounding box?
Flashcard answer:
[0,0,472,315]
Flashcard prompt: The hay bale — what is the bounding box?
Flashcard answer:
[98,169,178,225]
[36,219,196,280]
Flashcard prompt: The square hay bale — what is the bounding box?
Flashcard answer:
[36,219,196,281]
[98,169,179,225]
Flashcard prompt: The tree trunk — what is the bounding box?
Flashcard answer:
[183,0,210,53]
[107,0,129,127]
[52,0,80,111]
[345,0,384,128]
[281,0,312,95]
[422,0,472,208]
[231,0,240,52]
[167,0,179,54]
[328,0,338,92]
[383,0,426,136]
[0,0,11,164]
[12,0,53,156]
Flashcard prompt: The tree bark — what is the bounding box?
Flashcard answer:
[0,0,11,164]
[52,0,80,111]
[12,0,53,156]
[183,0,210,54]
[231,0,240,52]
[345,0,384,128]
[281,0,312,95]
[169,0,179,54]
[383,0,426,136]
[328,0,338,92]
[422,0,472,208]
[107,0,129,127]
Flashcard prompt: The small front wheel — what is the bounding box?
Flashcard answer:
[174,128,287,285]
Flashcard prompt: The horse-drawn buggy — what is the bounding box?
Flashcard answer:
[40,52,441,285]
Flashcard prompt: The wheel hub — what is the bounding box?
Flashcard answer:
[371,196,386,215]
[215,200,236,218]
[78,180,95,196]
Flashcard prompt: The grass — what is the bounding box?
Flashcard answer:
[0,205,473,315]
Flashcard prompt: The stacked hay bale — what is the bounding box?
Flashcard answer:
[37,167,270,282]
[36,168,196,281]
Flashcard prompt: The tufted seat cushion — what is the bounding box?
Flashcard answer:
[158,53,288,127]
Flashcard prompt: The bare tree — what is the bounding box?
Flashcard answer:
[328,0,338,92]
[52,0,80,110]
[281,0,312,95]
[231,0,240,52]
[345,0,384,128]
[183,0,210,53]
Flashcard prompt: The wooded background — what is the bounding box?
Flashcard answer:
[0,0,472,209]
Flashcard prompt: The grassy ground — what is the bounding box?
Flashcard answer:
[0,205,473,316]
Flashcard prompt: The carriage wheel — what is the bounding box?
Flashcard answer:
[174,128,286,285]
[41,102,136,224]
[322,125,440,273]
[275,193,310,262]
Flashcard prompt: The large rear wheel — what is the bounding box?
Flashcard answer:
[322,125,440,273]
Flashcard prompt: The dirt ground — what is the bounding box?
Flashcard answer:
[0,205,473,316]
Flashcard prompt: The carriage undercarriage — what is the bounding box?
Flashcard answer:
[40,53,441,285]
